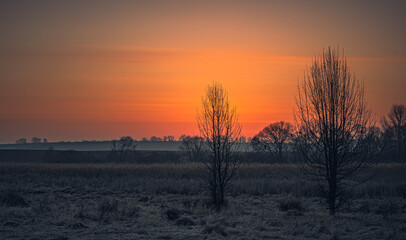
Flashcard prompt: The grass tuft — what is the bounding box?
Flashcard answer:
[278,196,303,213]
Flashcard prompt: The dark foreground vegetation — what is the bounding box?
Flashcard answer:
[1,162,405,239]
[0,149,278,164]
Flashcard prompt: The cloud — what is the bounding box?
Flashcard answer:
[2,44,405,65]
[347,56,406,63]
[0,45,186,63]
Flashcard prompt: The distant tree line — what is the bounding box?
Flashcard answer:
[15,137,48,144]
[249,104,406,164]
[141,136,176,142]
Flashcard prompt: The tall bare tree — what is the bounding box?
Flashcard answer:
[197,82,241,210]
[295,47,374,215]
[251,121,293,161]
[382,104,406,160]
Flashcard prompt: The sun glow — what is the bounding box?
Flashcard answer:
[0,1,405,142]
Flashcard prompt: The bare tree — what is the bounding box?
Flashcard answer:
[382,104,406,160]
[294,47,374,215]
[163,136,175,142]
[179,134,187,141]
[251,121,293,161]
[178,135,205,162]
[16,138,27,144]
[31,137,41,144]
[111,136,137,162]
[149,136,162,142]
[238,136,247,143]
[197,82,241,210]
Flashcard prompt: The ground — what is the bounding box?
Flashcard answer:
[0,162,405,239]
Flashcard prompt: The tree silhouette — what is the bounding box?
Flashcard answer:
[251,121,293,161]
[111,136,137,162]
[149,136,162,142]
[197,81,241,210]
[382,104,406,160]
[163,136,175,142]
[178,135,205,162]
[31,137,41,144]
[295,47,374,215]
[16,138,27,144]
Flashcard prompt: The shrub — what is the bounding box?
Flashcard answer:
[122,200,140,218]
[176,217,195,226]
[278,196,303,213]
[75,203,86,219]
[98,198,119,223]
[357,201,371,213]
[182,199,199,214]
[376,200,398,218]
[202,224,227,236]
[165,208,181,220]
[0,189,27,207]
[69,222,88,229]
[97,198,139,223]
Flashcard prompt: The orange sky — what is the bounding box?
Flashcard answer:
[0,1,405,143]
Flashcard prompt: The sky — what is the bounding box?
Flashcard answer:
[0,0,405,143]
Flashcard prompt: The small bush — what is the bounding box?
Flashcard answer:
[202,224,227,236]
[202,197,229,210]
[357,201,371,213]
[69,222,88,229]
[122,200,140,218]
[97,198,139,223]
[32,198,53,215]
[182,199,199,214]
[0,189,27,207]
[74,203,86,219]
[165,208,181,220]
[376,200,398,218]
[98,198,119,223]
[278,196,303,213]
[176,217,195,226]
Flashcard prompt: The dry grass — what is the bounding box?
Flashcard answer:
[0,162,405,239]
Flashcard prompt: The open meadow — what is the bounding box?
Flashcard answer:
[0,162,405,239]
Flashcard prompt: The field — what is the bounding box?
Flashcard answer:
[1,162,405,239]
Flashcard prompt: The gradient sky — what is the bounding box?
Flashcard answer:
[1,0,405,143]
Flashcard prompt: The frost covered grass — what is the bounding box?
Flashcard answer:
[0,162,405,239]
